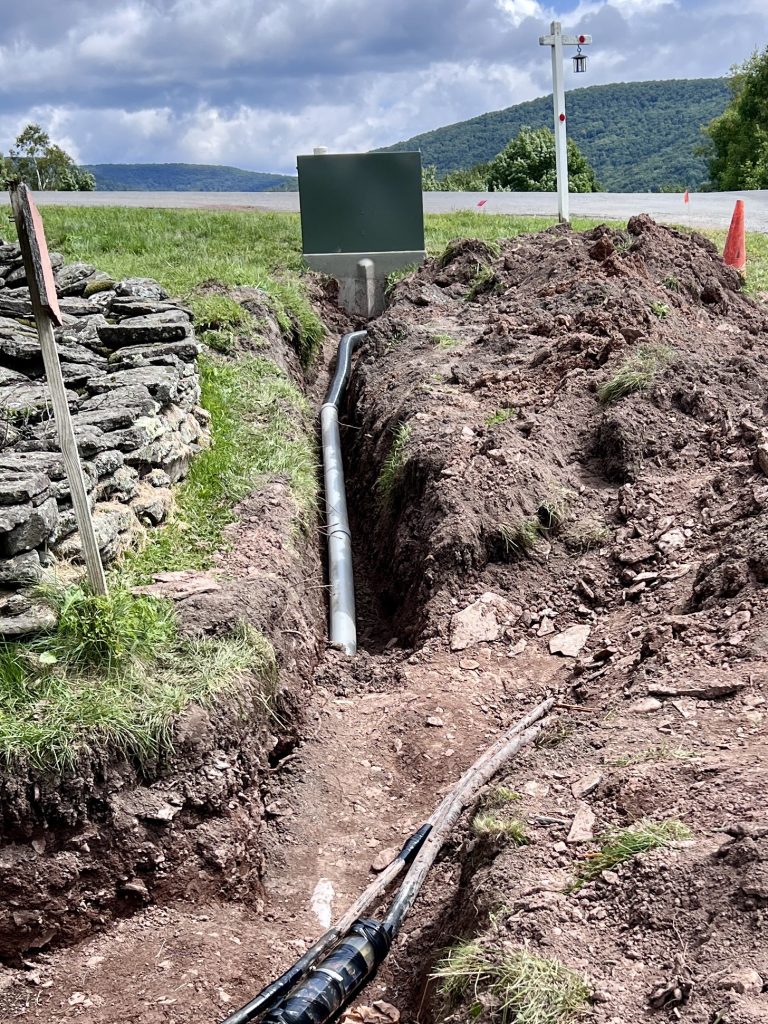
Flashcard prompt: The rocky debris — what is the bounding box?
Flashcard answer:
[716,969,764,996]
[0,244,209,635]
[571,771,603,798]
[450,592,521,651]
[370,847,398,872]
[567,802,596,843]
[549,624,591,658]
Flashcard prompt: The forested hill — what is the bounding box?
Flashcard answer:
[84,163,299,191]
[379,79,730,192]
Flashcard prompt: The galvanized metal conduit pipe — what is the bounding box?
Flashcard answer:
[321,331,367,655]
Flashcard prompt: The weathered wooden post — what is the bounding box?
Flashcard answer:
[8,181,107,595]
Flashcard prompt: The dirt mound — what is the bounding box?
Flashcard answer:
[336,217,768,1022]
[345,216,768,646]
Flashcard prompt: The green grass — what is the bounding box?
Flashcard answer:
[573,818,693,888]
[472,812,528,845]
[1,205,325,364]
[650,301,671,320]
[121,355,315,582]
[499,519,540,556]
[486,407,519,427]
[433,942,590,1024]
[378,422,413,500]
[597,344,675,404]
[433,332,461,349]
[0,586,276,770]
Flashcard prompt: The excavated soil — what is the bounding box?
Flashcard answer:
[2,217,768,1024]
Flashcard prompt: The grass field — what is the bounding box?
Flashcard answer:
[0,204,764,771]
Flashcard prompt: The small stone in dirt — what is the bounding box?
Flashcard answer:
[537,617,555,637]
[425,715,444,727]
[459,659,479,670]
[121,879,149,900]
[450,592,518,651]
[571,771,603,798]
[567,803,596,843]
[648,677,746,700]
[549,624,591,658]
[508,638,527,656]
[630,697,663,713]
[741,862,768,900]
[657,528,686,552]
[371,848,399,872]
[618,541,656,565]
[717,969,764,996]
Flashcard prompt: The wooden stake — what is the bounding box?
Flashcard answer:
[9,182,107,595]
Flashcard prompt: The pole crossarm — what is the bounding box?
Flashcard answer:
[539,33,591,45]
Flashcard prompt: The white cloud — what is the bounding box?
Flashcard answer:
[0,0,762,170]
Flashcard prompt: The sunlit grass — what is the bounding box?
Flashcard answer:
[433,942,590,1024]
[121,354,316,582]
[0,586,276,770]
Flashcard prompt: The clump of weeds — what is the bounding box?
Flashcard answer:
[572,818,693,888]
[378,422,412,500]
[598,344,675,404]
[433,942,591,1024]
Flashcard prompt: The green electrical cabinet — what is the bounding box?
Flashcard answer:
[297,151,425,315]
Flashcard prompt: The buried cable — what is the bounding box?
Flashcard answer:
[220,698,553,1024]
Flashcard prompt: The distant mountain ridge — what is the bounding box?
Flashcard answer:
[379,78,730,192]
[84,162,299,192]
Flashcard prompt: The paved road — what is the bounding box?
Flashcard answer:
[6,188,768,232]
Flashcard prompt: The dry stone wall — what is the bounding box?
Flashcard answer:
[0,240,210,636]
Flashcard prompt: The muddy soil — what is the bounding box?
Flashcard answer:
[3,217,768,1024]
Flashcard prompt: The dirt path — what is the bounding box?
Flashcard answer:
[1,635,563,1022]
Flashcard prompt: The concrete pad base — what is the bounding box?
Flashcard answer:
[304,250,426,316]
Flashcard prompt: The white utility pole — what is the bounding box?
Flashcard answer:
[539,21,591,223]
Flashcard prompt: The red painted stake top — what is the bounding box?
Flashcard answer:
[684,191,689,204]
[15,185,62,326]
[559,113,566,122]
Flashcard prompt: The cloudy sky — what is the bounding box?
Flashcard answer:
[0,0,764,173]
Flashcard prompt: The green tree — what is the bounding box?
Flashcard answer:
[2,123,96,191]
[706,47,768,189]
[486,126,600,192]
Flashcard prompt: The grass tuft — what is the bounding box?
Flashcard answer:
[433,942,590,1024]
[597,344,675,404]
[573,818,693,888]
[466,265,501,302]
[378,422,413,500]
[486,407,518,427]
[34,583,175,672]
[0,586,276,771]
[433,332,461,350]
[121,355,316,582]
[472,812,528,845]
[649,301,670,320]
[608,745,697,767]
[500,519,540,556]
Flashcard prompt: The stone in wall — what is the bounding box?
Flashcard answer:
[0,244,210,636]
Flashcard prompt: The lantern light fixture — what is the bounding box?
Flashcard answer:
[573,44,587,73]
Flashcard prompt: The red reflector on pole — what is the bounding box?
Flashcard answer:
[477,199,487,208]
[684,190,689,204]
